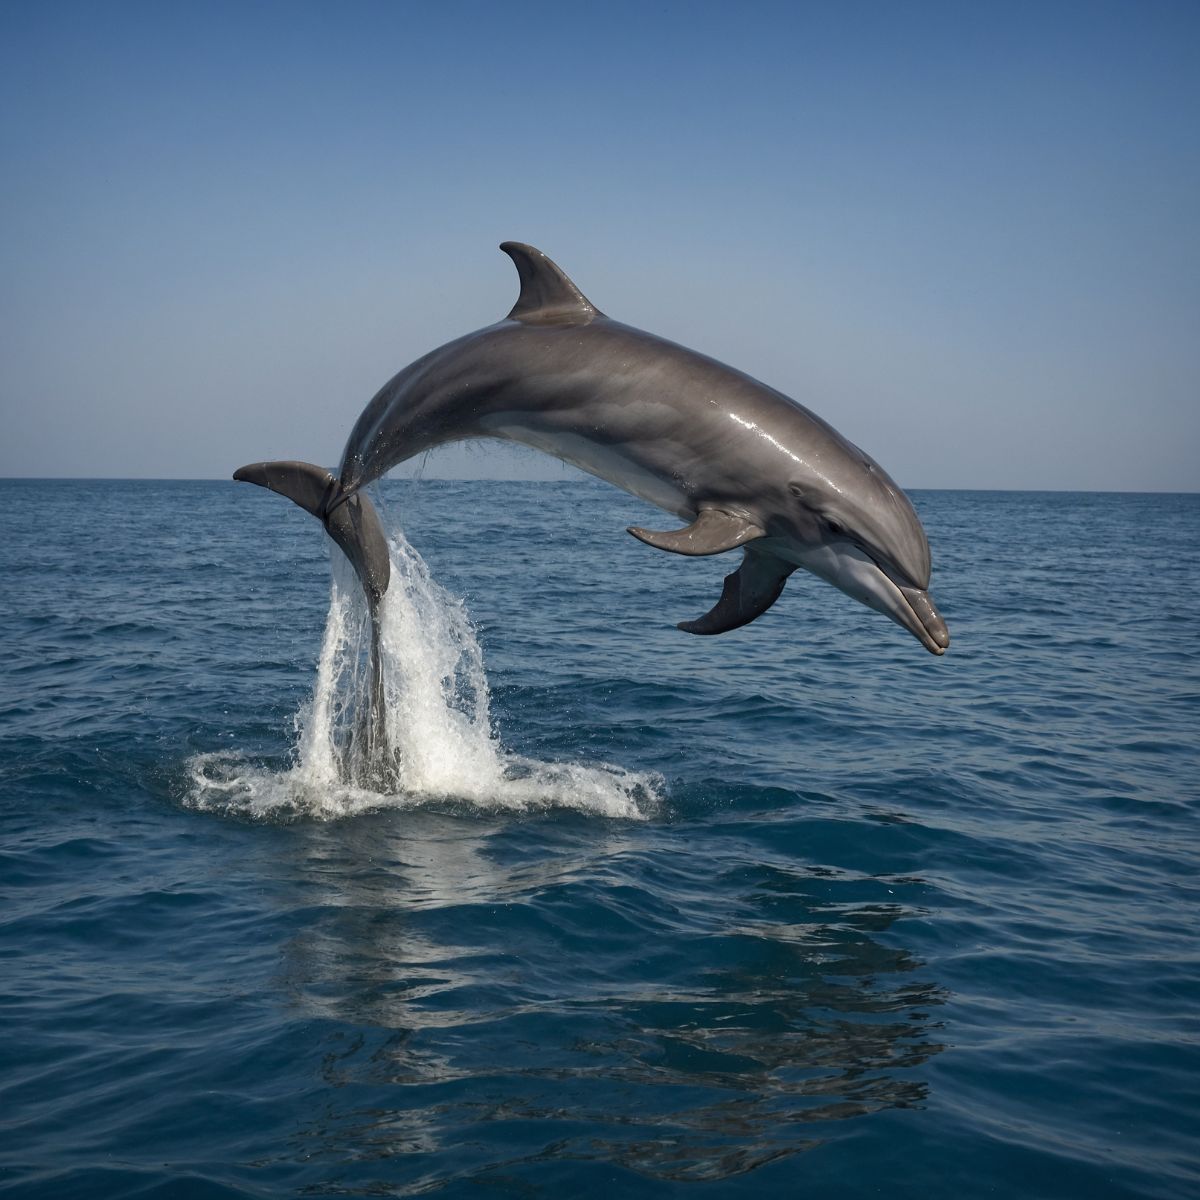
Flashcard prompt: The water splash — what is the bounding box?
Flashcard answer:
[186,528,661,821]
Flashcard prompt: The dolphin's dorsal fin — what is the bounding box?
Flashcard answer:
[501,242,602,326]
[628,508,765,556]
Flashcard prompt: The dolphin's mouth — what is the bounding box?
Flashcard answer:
[795,541,949,656]
[857,550,949,656]
[896,583,950,656]
[851,550,948,655]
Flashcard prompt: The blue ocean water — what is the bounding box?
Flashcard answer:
[1,478,1197,1199]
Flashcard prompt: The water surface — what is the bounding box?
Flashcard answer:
[1,480,1197,1198]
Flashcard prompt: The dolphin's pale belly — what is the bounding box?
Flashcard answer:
[478,414,692,520]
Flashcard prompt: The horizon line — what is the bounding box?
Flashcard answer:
[0,476,1196,496]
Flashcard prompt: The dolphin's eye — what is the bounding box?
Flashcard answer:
[826,518,845,536]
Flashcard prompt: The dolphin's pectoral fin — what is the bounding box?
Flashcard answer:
[678,548,796,636]
[500,242,603,326]
[628,508,765,557]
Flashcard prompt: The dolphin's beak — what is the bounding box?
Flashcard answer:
[800,542,950,655]
[898,585,950,654]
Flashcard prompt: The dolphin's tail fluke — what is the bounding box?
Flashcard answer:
[233,460,391,760]
[233,461,391,605]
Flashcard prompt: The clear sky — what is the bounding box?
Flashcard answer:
[1,1,1196,490]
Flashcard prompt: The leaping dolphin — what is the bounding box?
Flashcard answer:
[235,242,948,728]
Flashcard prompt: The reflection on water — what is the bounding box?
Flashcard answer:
[271,811,946,1187]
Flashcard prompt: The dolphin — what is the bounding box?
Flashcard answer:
[235,242,948,730]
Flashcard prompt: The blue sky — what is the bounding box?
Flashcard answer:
[1,0,1196,489]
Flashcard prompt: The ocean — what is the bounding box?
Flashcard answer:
[1,478,1197,1199]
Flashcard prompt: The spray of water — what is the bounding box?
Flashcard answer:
[186,528,662,821]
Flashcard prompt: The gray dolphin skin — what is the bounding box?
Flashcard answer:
[235,242,949,721]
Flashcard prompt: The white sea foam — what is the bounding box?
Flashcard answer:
[186,527,661,822]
